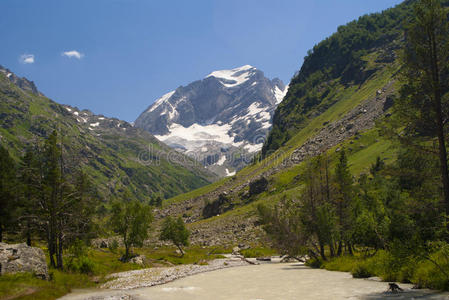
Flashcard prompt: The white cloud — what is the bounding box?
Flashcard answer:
[62,50,84,59]
[20,54,35,64]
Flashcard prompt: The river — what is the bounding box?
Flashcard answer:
[61,262,449,300]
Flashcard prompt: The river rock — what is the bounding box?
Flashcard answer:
[0,242,48,280]
[130,255,146,266]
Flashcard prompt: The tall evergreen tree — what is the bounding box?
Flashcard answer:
[0,145,16,242]
[333,149,354,255]
[18,148,40,246]
[399,0,449,216]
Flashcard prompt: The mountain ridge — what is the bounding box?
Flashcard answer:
[135,65,288,177]
[0,65,216,201]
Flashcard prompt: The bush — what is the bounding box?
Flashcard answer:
[306,258,322,268]
[352,262,374,278]
[66,256,95,275]
[412,248,449,290]
[322,256,358,272]
[240,247,277,258]
[66,239,95,274]
[108,239,119,253]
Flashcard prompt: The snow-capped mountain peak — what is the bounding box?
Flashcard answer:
[135,65,288,177]
[206,65,257,88]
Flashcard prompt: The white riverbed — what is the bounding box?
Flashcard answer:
[60,262,449,300]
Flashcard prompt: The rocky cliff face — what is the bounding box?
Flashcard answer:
[0,65,41,96]
[135,65,288,177]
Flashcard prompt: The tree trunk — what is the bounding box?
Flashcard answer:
[48,239,56,268]
[0,223,3,243]
[319,243,326,261]
[125,242,130,260]
[57,232,63,269]
[177,245,185,257]
[348,242,354,256]
[337,241,342,256]
[329,242,335,258]
[26,220,31,246]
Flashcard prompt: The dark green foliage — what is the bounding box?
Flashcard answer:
[0,145,16,242]
[37,131,97,269]
[160,216,190,256]
[396,0,449,216]
[0,132,97,269]
[66,239,94,274]
[149,194,163,207]
[352,262,374,278]
[110,198,153,260]
[334,149,355,255]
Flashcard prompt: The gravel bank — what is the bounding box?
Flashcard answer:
[101,256,251,290]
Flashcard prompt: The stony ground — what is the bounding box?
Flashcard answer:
[101,256,251,290]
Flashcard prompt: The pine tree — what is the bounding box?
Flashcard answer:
[0,145,16,242]
[334,149,354,255]
[398,0,449,217]
[18,148,40,246]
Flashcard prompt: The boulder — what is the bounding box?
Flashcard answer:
[100,240,108,248]
[130,255,146,266]
[0,243,48,280]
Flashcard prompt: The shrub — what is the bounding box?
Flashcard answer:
[412,247,449,290]
[66,256,95,275]
[306,258,322,268]
[108,239,119,253]
[322,256,358,272]
[240,247,277,258]
[352,262,374,278]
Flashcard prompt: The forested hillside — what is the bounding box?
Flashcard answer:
[263,0,418,154]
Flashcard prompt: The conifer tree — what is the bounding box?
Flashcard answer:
[398,0,449,216]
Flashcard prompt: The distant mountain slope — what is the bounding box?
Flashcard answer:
[135,65,288,177]
[0,65,216,201]
[262,1,413,155]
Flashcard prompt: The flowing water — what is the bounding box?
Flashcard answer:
[61,263,449,300]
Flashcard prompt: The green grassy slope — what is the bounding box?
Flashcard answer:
[0,69,216,202]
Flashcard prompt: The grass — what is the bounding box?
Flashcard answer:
[240,247,278,258]
[316,248,449,291]
[0,271,93,300]
[0,245,232,300]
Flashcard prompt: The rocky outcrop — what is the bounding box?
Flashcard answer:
[0,65,42,96]
[0,243,49,280]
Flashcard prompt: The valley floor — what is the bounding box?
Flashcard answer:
[59,261,449,300]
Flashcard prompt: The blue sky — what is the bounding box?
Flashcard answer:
[0,0,403,122]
